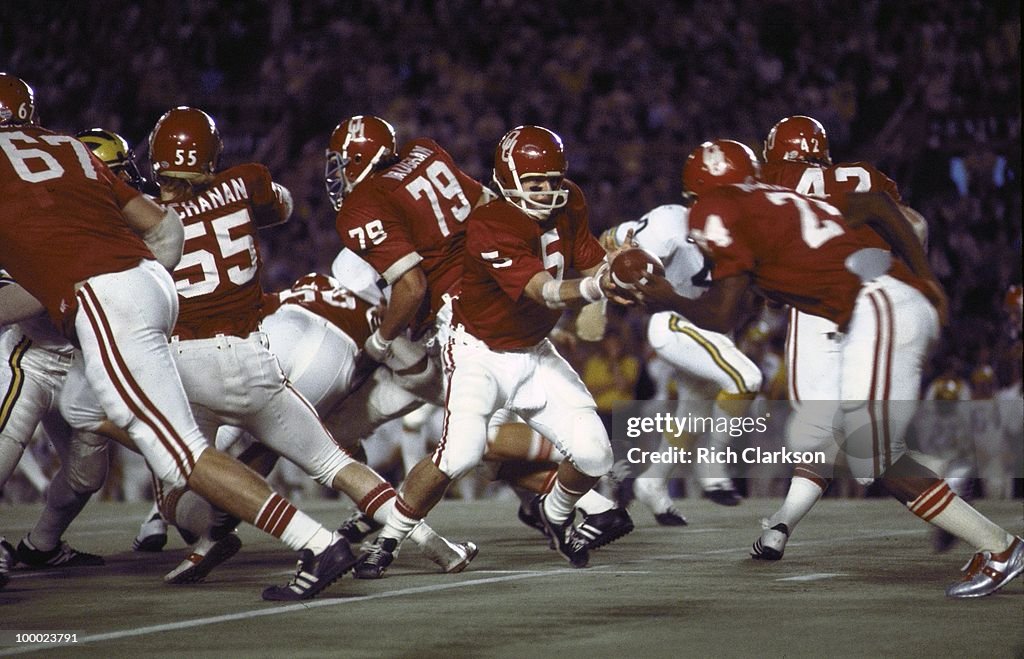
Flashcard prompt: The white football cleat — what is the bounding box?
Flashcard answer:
[164,533,242,584]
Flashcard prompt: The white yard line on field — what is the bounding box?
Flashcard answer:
[0,527,929,655]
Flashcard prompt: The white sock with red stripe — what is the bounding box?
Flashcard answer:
[378,495,422,543]
[359,482,398,525]
[770,472,827,530]
[363,491,449,553]
[543,479,585,525]
[255,492,335,554]
[907,481,1013,553]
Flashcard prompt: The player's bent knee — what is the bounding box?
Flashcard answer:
[570,441,614,478]
[64,449,109,493]
[786,407,840,453]
[566,413,613,477]
[309,450,355,487]
[435,431,488,480]
[437,448,485,480]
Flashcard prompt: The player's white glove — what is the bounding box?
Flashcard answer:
[363,328,394,362]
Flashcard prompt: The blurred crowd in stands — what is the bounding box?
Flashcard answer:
[2,1,1019,500]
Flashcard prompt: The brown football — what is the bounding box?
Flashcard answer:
[609,247,665,289]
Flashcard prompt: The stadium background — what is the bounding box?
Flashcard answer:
[0,1,1020,501]
[1,4,1022,656]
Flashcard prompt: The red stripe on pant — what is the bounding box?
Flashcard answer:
[787,308,800,402]
[77,284,194,479]
[434,336,457,469]
[868,293,884,476]
[878,289,896,471]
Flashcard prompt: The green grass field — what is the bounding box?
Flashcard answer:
[1,496,1022,658]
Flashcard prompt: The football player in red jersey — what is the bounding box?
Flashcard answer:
[328,118,633,556]
[633,139,1023,598]
[755,115,939,566]
[137,272,477,581]
[329,115,488,367]
[0,76,362,600]
[357,125,619,574]
[0,129,161,576]
[130,106,478,594]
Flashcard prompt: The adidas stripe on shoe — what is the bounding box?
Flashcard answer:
[16,538,104,569]
[751,519,790,561]
[262,536,359,601]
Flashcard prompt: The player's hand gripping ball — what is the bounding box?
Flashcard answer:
[609,247,665,289]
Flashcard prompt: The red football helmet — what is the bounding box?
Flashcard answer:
[764,115,831,165]
[682,139,761,199]
[0,73,37,126]
[149,106,222,180]
[325,115,397,210]
[492,125,569,220]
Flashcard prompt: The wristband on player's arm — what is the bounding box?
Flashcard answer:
[579,275,605,302]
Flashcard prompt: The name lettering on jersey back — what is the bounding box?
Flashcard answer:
[381,146,434,181]
[169,177,248,218]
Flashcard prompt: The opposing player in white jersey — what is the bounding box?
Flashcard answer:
[0,75,356,601]
[605,204,762,521]
[0,272,107,576]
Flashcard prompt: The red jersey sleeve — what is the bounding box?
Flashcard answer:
[238,163,287,227]
[335,186,421,285]
[454,163,485,207]
[564,181,605,272]
[688,194,756,281]
[467,206,544,302]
